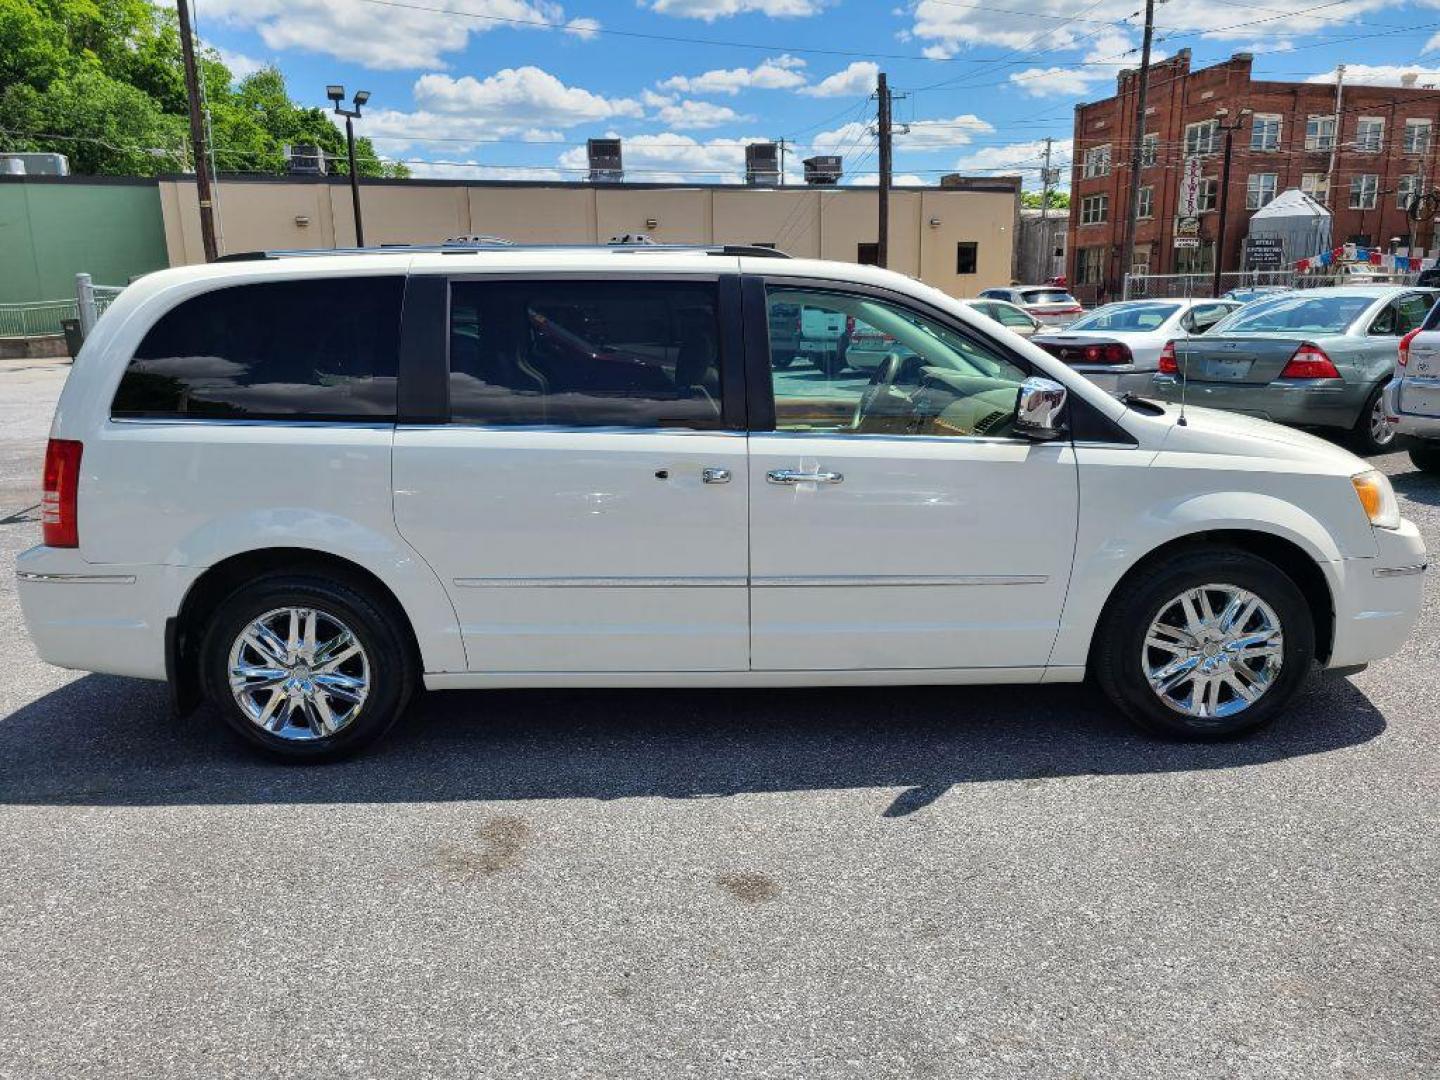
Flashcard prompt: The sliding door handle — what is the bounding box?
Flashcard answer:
[767,469,844,485]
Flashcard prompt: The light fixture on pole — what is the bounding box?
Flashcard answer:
[328,85,371,247]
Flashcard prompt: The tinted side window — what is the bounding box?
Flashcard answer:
[448,280,724,429]
[113,277,404,420]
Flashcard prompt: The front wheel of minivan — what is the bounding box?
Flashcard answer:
[200,574,417,761]
[1092,549,1315,740]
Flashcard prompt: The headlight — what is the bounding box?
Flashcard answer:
[1351,469,1401,530]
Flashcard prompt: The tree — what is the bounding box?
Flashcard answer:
[1021,189,1070,211]
[0,0,406,178]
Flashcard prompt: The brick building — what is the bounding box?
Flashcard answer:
[1067,50,1440,299]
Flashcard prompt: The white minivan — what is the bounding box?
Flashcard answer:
[17,245,1427,761]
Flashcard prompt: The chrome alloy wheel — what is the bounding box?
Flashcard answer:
[227,607,370,741]
[1142,584,1284,720]
[1371,394,1397,448]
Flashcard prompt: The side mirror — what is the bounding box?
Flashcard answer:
[1015,376,1068,441]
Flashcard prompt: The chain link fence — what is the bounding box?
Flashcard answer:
[1123,270,1422,300]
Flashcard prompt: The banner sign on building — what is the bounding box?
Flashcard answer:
[1178,156,1204,217]
[1244,236,1284,267]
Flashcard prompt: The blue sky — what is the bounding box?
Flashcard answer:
[187,0,1440,188]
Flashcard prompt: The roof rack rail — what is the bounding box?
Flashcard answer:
[215,241,791,262]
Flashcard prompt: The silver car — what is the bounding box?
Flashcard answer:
[1150,287,1436,455]
[1384,297,1440,472]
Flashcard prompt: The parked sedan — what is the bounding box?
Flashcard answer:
[962,298,1044,337]
[976,286,1085,328]
[1384,298,1440,472]
[1032,298,1241,396]
[1150,287,1436,454]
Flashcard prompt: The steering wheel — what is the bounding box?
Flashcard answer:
[850,351,909,430]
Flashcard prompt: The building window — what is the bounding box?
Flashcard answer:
[1305,115,1336,152]
[1349,174,1379,210]
[1137,186,1154,219]
[1184,119,1220,156]
[1398,174,1421,211]
[1354,117,1384,153]
[955,242,978,274]
[1141,133,1158,168]
[1080,193,1108,225]
[1246,173,1278,210]
[1083,144,1111,178]
[856,242,879,265]
[1196,178,1218,213]
[1250,114,1282,151]
[1404,118,1433,155]
[1076,247,1105,285]
[1175,241,1214,275]
[1301,172,1329,201]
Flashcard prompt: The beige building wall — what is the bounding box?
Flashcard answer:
[158,178,1019,296]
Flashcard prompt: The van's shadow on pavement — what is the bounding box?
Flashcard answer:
[0,673,1386,815]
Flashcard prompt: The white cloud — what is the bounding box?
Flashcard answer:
[359,67,641,152]
[1008,31,1159,98]
[412,68,643,125]
[1427,31,1440,54]
[406,160,569,180]
[799,61,879,98]
[196,0,568,70]
[211,46,265,80]
[812,114,995,156]
[1305,64,1440,87]
[645,0,824,20]
[563,16,600,39]
[848,172,928,186]
[953,139,1073,189]
[658,55,807,96]
[652,99,749,129]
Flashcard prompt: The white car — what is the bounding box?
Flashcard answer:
[962,298,1044,337]
[1387,302,1440,473]
[1031,298,1241,397]
[17,244,1426,761]
[976,286,1085,328]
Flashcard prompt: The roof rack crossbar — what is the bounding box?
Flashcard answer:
[215,241,792,262]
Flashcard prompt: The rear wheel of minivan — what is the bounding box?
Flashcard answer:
[200,574,417,761]
[1092,549,1315,740]
[1410,441,1440,473]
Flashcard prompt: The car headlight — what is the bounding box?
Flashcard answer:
[1351,469,1401,530]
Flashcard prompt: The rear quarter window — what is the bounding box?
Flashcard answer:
[111,277,404,420]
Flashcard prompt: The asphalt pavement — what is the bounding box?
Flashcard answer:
[0,357,1436,1079]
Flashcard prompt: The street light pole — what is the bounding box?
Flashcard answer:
[1211,108,1251,299]
[328,85,371,248]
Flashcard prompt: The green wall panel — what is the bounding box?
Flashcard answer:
[0,182,168,304]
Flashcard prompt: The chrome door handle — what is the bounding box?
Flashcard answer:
[702,468,732,484]
[767,469,844,485]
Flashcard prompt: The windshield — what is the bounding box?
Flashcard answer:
[1213,294,1375,335]
[1020,289,1077,305]
[1066,302,1180,333]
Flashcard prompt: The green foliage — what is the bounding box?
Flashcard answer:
[1021,189,1070,211]
[0,0,407,178]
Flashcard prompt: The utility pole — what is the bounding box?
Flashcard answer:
[877,71,892,268]
[1211,108,1252,298]
[175,0,218,262]
[1119,0,1157,297]
[1040,137,1054,224]
[777,137,788,186]
[1324,64,1345,209]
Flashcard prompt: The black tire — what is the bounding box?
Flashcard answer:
[1349,381,1398,456]
[199,573,416,761]
[1410,441,1440,473]
[1092,548,1315,740]
[772,352,795,370]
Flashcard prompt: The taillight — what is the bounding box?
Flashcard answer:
[41,438,82,548]
[1399,327,1421,368]
[1081,342,1132,365]
[1158,340,1178,374]
[1280,343,1341,380]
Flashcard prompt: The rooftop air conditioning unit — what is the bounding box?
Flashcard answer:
[0,152,69,176]
[284,144,327,176]
[803,155,842,185]
[588,138,623,183]
[746,142,780,186]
